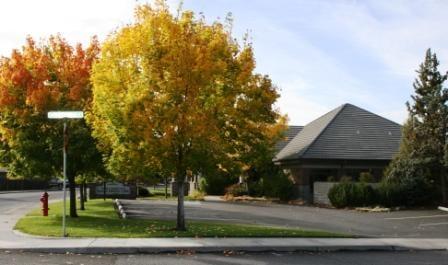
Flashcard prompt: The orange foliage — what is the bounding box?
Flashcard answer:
[0,35,100,117]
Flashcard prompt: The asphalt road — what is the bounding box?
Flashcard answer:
[122,200,448,238]
[0,190,63,240]
[0,190,63,212]
[0,190,64,218]
[1,251,447,265]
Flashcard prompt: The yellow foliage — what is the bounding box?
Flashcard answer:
[89,2,285,180]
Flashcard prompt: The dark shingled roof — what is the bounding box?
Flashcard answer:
[274,103,402,162]
[275,125,304,153]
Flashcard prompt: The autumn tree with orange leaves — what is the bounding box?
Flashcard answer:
[0,36,104,217]
[89,2,285,231]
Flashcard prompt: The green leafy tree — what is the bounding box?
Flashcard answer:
[89,2,284,230]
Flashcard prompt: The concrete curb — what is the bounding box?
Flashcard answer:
[1,238,447,254]
[0,246,398,254]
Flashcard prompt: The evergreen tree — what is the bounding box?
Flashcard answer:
[404,49,448,205]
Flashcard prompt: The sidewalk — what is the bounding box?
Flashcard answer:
[1,235,448,254]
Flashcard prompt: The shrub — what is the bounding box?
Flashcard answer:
[328,182,350,208]
[326,176,336,182]
[359,172,374,183]
[382,157,437,207]
[340,176,352,182]
[199,178,207,192]
[329,156,438,208]
[137,186,151,197]
[357,183,377,206]
[189,190,205,201]
[377,181,404,207]
[328,182,377,208]
[247,180,263,197]
[379,174,434,207]
[328,184,343,208]
[255,164,295,201]
[274,176,295,201]
[201,173,238,195]
[225,183,247,197]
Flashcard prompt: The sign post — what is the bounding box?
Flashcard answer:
[48,111,83,237]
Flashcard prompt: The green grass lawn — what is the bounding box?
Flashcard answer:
[15,200,348,238]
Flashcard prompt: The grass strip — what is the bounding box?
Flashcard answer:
[15,200,348,238]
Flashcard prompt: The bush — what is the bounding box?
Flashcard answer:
[329,156,438,208]
[358,183,377,206]
[328,182,377,208]
[201,173,238,195]
[382,157,436,207]
[227,177,294,201]
[326,176,336,182]
[328,183,350,208]
[255,164,295,201]
[340,176,352,182]
[273,176,295,201]
[137,186,151,197]
[377,181,404,207]
[247,180,263,197]
[359,172,374,183]
[379,174,434,207]
[199,178,207,192]
[225,183,247,197]
[189,190,205,201]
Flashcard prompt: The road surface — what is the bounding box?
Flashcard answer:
[1,250,447,265]
[121,199,448,238]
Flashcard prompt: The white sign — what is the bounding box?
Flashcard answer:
[48,111,84,119]
[95,183,131,195]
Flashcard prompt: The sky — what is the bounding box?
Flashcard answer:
[0,0,447,125]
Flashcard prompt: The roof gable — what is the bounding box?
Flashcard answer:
[274,125,304,153]
[274,104,344,161]
[274,103,402,162]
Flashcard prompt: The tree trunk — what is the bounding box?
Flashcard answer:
[103,181,106,201]
[69,175,78,217]
[80,182,85,210]
[83,180,88,202]
[176,180,186,231]
[165,176,168,199]
[441,167,447,206]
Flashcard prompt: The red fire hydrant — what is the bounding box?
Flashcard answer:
[40,192,49,216]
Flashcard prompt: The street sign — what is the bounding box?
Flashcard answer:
[48,111,84,119]
[47,110,84,237]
